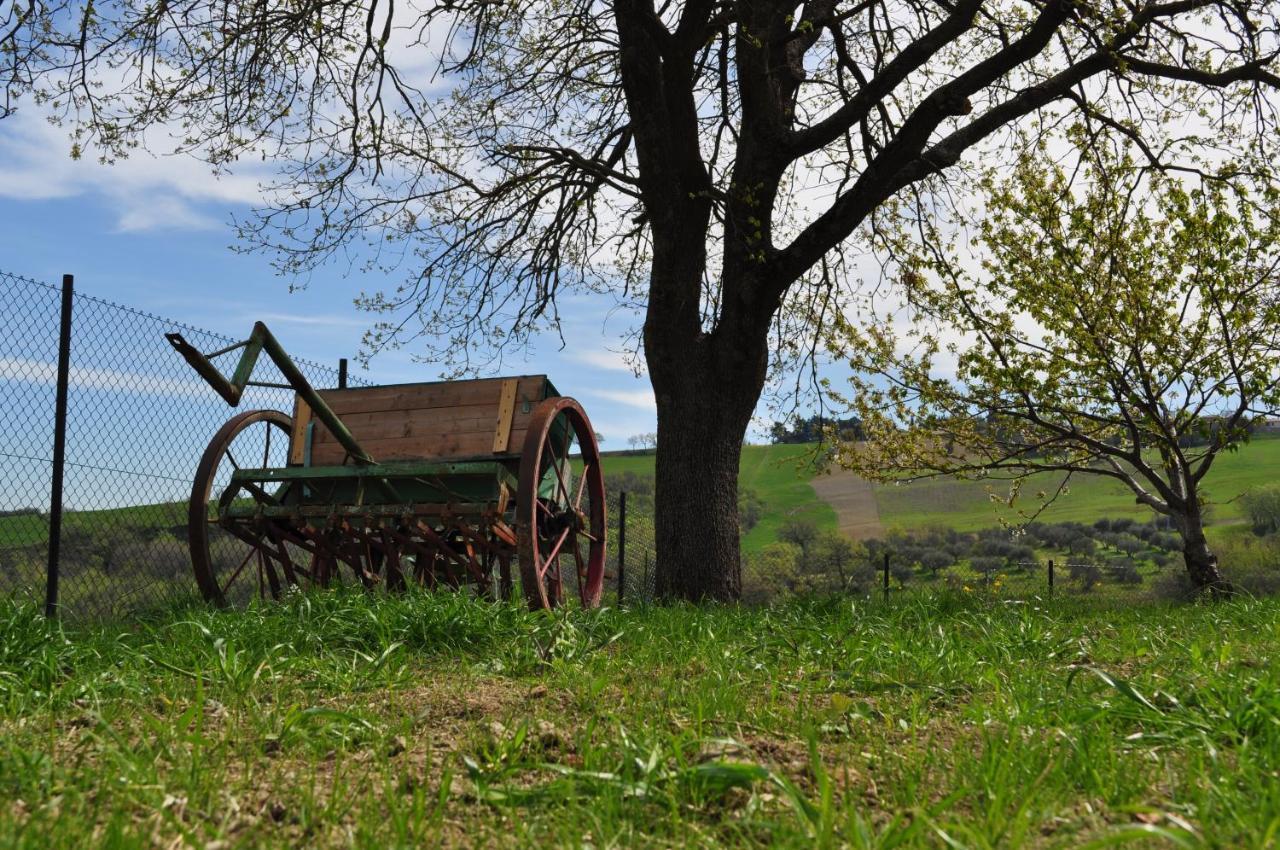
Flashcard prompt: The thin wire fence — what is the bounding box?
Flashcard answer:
[615,506,1228,607]
[728,516,1236,606]
[0,269,359,620]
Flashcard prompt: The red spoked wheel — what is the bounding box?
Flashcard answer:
[516,397,606,611]
[188,409,309,607]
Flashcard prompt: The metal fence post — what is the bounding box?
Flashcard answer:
[617,490,627,604]
[45,274,74,619]
[883,551,890,600]
[1048,559,1054,594]
[643,549,651,605]
[338,357,348,389]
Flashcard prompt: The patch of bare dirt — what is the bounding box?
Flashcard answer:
[810,468,884,541]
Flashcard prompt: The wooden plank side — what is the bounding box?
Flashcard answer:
[319,383,502,416]
[492,379,519,453]
[309,429,535,465]
[309,403,534,443]
[304,375,553,464]
[308,428,534,465]
[306,412,533,464]
[315,375,549,417]
[289,397,312,465]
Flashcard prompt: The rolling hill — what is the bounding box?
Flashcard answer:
[600,434,1280,546]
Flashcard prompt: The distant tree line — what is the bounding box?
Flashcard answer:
[769,414,864,445]
[745,515,1192,602]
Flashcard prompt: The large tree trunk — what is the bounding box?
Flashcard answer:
[651,393,745,601]
[1173,507,1234,597]
[646,298,770,602]
[648,351,764,602]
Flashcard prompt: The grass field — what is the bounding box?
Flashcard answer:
[2,589,1278,847]
[601,445,837,554]
[0,501,186,548]
[870,436,1280,535]
[600,437,1280,553]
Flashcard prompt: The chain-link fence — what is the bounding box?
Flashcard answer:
[607,489,656,604]
[0,269,358,621]
[0,267,660,620]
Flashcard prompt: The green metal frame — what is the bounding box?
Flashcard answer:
[166,321,375,464]
[224,459,521,519]
[170,321,575,517]
[229,460,518,484]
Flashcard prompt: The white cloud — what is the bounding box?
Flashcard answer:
[583,386,655,410]
[0,356,210,398]
[251,312,370,329]
[567,347,643,374]
[0,108,269,232]
[116,194,220,233]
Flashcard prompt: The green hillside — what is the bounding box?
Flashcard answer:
[603,435,1280,546]
[600,444,837,553]
[873,435,1280,534]
[0,501,186,549]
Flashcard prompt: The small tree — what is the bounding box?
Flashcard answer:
[812,530,863,590]
[627,433,658,452]
[737,488,766,535]
[1068,535,1097,560]
[777,517,820,563]
[1115,537,1147,562]
[1069,563,1103,592]
[919,549,953,577]
[1241,484,1280,535]
[1006,544,1036,569]
[969,556,1003,580]
[836,145,1280,595]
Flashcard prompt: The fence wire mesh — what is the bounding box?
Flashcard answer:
[0,269,360,621]
[607,489,656,605]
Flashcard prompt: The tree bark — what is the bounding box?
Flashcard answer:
[1174,507,1234,598]
[651,387,748,601]
[646,299,769,603]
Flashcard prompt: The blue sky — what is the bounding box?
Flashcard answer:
[0,107,662,449]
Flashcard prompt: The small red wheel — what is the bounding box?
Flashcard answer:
[516,397,606,611]
[188,409,308,607]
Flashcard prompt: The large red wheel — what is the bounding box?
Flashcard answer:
[516,398,606,611]
[188,409,306,607]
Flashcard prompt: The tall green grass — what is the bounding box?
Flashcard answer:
[2,589,1278,847]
